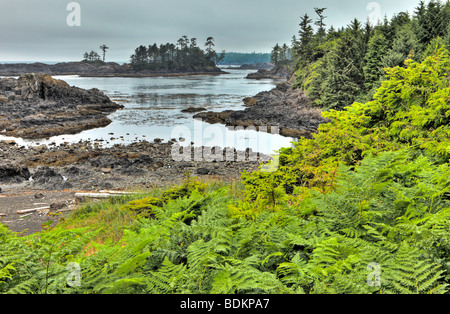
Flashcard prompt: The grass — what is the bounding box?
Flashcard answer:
[58,174,246,245]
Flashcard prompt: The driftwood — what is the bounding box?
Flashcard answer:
[17,206,50,214]
[75,191,139,199]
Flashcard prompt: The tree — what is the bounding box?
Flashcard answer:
[297,14,314,66]
[271,44,281,64]
[212,50,226,65]
[415,0,446,45]
[363,31,388,92]
[320,31,365,110]
[205,37,216,59]
[383,24,420,68]
[314,7,327,44]
[84,50,101,62]
[445,24,450,47]
[99,44,109,62]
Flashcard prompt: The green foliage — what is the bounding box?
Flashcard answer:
[2,150,450,294]
[363,31,388,92]
[3,2,450,296]
[130,35,224,71]
[293,1,450,111]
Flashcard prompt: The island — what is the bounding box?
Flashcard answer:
[0,36,227,77]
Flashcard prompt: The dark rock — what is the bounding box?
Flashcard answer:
[31,166,66,190]
[50,202,68,211]
[196,168,210,175]
[0,74,123,139]
[121,165,144,176]
[193,110,235,125]
[66,166,81,176]
[181,107,207,113]
[246,64,291,80]
[34,193,45,199]
[0,162,31,183]
[194,81,329,138]
[0,61,226,77]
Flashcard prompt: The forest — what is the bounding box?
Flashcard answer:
[129,36,225,72]
[219,52,271,65]
[2,0,450,295]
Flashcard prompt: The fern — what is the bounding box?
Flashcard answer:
[384,244,448,294]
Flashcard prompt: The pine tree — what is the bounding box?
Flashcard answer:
[383,24,420,68]
[271,44,281,64]
[415,0,446,45]
[320,31,365,110]
[297,14,314,67]
[314,8,327,45]
[363,31,388,92]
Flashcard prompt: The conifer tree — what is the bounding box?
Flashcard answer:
[297,14,314,66]
[320,31,365,110]
[415,0,446,45]
[383,24,420,68]
[363,31,388,92]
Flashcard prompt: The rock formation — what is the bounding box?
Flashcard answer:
[194,80,329,138]
[0,73,123,139]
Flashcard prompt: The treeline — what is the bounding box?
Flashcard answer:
[289,0,450,110]
[219,52,271,65]
[130,36,225,71]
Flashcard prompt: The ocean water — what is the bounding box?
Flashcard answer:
[0,69,295,155]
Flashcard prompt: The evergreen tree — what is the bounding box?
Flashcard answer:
[297,14,314,66]
[444,24,450,47]
[314,7,327,45]
[99,44,109,62]
[415,0,446,45]
[320,31,365,110]
[363,31,388,92]
[383,24,420,68]
[270,44,281,64]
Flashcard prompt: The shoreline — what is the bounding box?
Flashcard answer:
[0,61,228,78]
[0,139,271,235]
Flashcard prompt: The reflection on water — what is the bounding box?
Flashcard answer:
[1,70,296,154]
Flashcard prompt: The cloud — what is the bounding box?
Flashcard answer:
[0,0,421,61]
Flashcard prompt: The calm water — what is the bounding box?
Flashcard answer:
[0,69,295,154]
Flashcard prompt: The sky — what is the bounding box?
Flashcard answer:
[0,0,426,62]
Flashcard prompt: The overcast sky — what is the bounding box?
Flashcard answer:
[0,0,425,62]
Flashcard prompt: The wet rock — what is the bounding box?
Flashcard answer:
[50,202,68,211]
[0,162,31,183]
[0,74,123,139]
[194,81,329,138]
[181,107,207,113]
[31,166,65,190]
[196,168,210,175]
[246,64,291,80]
[34,193,45,199]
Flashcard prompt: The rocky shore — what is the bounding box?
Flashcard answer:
[0,139,269,235]
[245,64,292,80]
[0,61,226,77]
[193,80,329,138]
[0,73,123,139]
[0,139,267,192]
